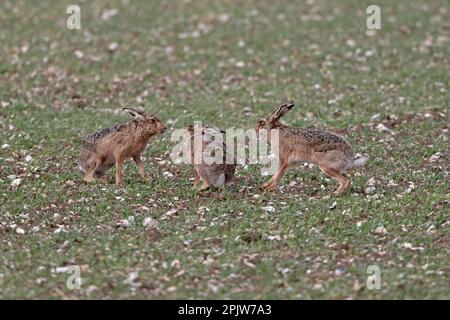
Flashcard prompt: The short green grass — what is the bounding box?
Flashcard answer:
[0,0,448,299]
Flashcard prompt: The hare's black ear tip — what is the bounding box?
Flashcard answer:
[287,103,295,109]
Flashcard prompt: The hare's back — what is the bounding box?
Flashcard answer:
[83,123,128,149]
[285,128,351,152]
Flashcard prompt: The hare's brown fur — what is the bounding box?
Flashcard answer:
[256,103,367,195]
[186,124,236,190]
[79,108,166,185]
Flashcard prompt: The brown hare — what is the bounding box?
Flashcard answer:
[256,103,367,195]
[185,123,236,190]
[79,107,166,185]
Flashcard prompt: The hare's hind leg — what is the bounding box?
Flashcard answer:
[319,167,350,196]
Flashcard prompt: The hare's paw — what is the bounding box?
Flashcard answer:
[260,182,277,192]
[198,181,211,191]
[193,180,199,187]
[260,182,270,190]
[332,185,349,196]
[333,188,346,196]
[260,180,275,190]
[83,175,95,183]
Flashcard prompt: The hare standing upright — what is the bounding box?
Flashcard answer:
[79,108,166,185]
[256,103,367,195]
[185,123,236,190]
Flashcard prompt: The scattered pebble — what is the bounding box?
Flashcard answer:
[369,113,381,122]
[163,209,178,219]
[387,180,399,187]
[261,206,275,213]
[429,152,444,162]
[116,217,134,228]
[376,123,395,134]
[123,271,140,289]
[374,225,387,235]
[74,50,84,59]
[143,217,159,228]
[65,180,76,187]
[367,177,376,186]
[163,171,174,178]
[108,42,119,52]
[365,186,376,194]
[11,178,22,188]
[401,242,425,252]
[101,8,119,21]
[334,268,346,276]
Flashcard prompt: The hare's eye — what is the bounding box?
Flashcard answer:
[259,119,266,126]
[150,118,156,123]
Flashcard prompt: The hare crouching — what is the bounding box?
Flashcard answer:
[256,103,367,195]
[186,124,236,190]
[79,108,166,185]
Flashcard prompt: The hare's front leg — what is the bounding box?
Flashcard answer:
[84,157,101,183]
[193,168,201,187]
[198,180,211,191]
[133,155,148,180]
[262,162,289,191]
[115,157,125,185]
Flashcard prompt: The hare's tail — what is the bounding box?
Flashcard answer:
[351,155,368,169]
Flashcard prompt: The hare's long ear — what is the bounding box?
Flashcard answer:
[274,103,294,119]
[123,107,144,119]
[268,103,295,122]
[271,103,286,115]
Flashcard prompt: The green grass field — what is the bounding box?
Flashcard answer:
[0,0,448,299]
